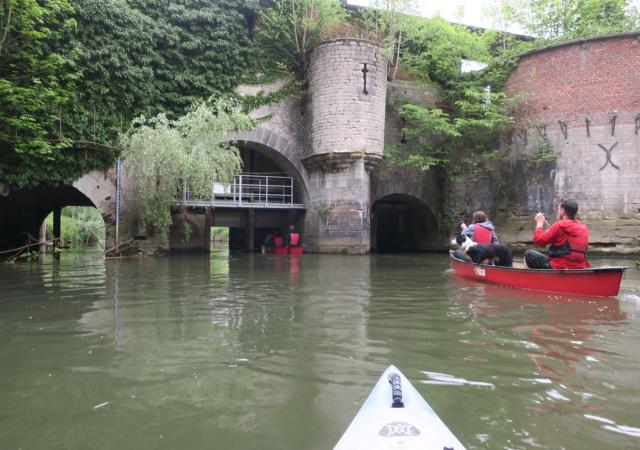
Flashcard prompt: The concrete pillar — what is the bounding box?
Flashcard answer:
[246,209,255,251]
[53,207,61,259]
[204,207,213,252]
[39,220,47,255]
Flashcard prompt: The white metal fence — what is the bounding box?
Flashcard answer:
[181,174,304,209]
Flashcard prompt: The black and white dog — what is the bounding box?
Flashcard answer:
[452,234,513,267]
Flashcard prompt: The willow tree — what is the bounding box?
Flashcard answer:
[119,99,253,242]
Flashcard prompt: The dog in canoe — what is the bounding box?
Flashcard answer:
[451,234,513,267]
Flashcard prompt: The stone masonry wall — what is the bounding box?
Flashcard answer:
[304,39,387,253]
[306,39,386,159]
[496,33,640,253]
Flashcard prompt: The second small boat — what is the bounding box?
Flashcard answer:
[450,251,627,297]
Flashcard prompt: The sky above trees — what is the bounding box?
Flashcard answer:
[348,0,640,34]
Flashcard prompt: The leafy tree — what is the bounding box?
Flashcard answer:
[385,16,512,169]
[254,0,347,79]
[1,0,259,190]
[360,0,418,80]
[46,206,105,247]
[389,88,516,171]
[401,17,493,88]
[495,0,638,40]
[119,99,253,242]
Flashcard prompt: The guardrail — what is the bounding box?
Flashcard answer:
[181,174,305,209]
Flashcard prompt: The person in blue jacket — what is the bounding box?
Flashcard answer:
[460,211,499,244]
[452,211,500,261]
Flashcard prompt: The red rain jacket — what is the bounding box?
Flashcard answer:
[533,219,590,269]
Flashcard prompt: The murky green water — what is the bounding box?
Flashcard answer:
[1,250,639,450]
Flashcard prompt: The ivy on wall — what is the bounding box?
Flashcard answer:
[1,0,257,190]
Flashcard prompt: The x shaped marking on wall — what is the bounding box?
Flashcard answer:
[598,142,619,171]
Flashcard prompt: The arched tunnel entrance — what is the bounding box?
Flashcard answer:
[227,145,306,251]
[0,184,105,253]
[371,194,440,253]
[188,141,307,253]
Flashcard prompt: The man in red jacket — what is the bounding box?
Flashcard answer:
[524,199,590,269]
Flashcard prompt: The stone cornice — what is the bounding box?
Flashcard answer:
[302,152,382,173]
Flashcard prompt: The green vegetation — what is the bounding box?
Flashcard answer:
[119,99,253,242]
[252,0,347,80]
[384,16,518,171]
[0,0,77,155]
[46,206,105,247]
[240,80,300,113]
[384,0,639,173]
[1,0,256,190]
[358,0,418,80]
[311,200,331,217]
[2,0,638,197]
[495,0,638,40]
[211,227,230,241]
[0,0,87,189]
[530,135,558,167]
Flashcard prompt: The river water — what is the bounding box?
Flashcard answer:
[1,250,639,450]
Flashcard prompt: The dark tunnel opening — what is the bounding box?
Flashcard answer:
[371,194,440,253]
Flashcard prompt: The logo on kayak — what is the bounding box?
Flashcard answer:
[379,421,421,437]
[473,266,486,277]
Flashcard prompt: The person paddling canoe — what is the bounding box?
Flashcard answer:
[524,199,590,269]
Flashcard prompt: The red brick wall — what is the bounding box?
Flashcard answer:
[504,34,640,128]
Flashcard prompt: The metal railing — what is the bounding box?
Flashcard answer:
[181,173,304,209]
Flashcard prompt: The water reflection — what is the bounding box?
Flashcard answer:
[449,276,639,449]
[0,253,639,450]
[451,277,626,377]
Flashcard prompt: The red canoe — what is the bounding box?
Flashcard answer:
[270,246,303,255]
[449,251,627,297]
[288,246,303,255]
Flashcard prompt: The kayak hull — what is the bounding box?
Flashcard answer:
[450,251,626,297]
[334,365,465,450]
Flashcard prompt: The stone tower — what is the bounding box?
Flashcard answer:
[304,38,387,253]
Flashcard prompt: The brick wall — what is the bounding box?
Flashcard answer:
[505,33,640,128]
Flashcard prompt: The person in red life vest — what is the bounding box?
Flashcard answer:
[452,210,500,261]
[524,199,590,269]
[460,211,500,244]
[285,224,301,247]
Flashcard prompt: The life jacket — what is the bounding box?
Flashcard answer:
[473,225,492,244]
[289,232,300,246]
[274,236,284,247]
